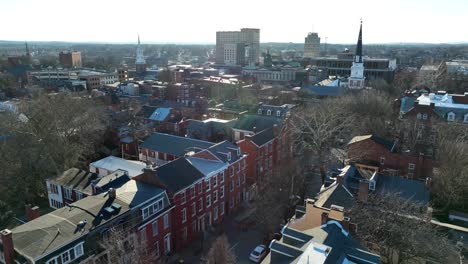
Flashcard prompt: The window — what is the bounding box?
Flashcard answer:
[214,206,218,220]
[237,163,240,172]
[422,113,428,120]
[230,180,234,192]
[206,194,211,208]
[206,178,211,191]
[181,208,187,223]
[220,172,225,183]
[152,220,158,236]
[142,198,164,220]
[229,199,234,208]
[257,109,262,114]
[155,241,160,258]
[140,228,147,242]
[417,113,422,119]
[242,173,246,184]
[447,112,455,122]
[190,186,195,199]
[63,187,72,200]
[213,175,217,187]
[163,214,169,229]
[408,163,415,171]
[182,227,188,241]
[267,110,271,115]
[74,243,84,258]
[276,110,281,117]
[198,182,203,194]
[62,250,70,263]
[220,186,225,198]
[242,159,246,169]
[236,176,240,187]
[236,192,241,204]
[75,192,83,200]
[380,157,385,165]
[464,114,468,123]
[164,234,171,254]
[191,202,196,216]
[220,203,225,215]
[198,198,203,212]
[230,167,234,177]
[49,183,59,194]
[192,221,197,233]
[180,192,186,204]
[213,191,218,203]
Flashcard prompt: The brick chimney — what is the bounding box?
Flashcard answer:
[358,180,369,202]
[108,188,116,200]
[25,205,40,221]
[321,212,329,225]
[336,174,344,184]
[1,229,14,264]
[252,127,257,134]
[341,217,350,231]
[273,124,279,137]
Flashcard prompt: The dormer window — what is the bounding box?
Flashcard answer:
[267,110,271,116]
[447,112,455,122]
[276,111,281,117]
[257,109,262,114]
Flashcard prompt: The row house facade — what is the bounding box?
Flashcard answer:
[1,181,174,264]
[135,140,247,252]
[347,135,433,180]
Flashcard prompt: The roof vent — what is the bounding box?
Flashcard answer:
[77,220,87,228]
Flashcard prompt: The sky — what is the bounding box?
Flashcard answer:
[1,0,467,44]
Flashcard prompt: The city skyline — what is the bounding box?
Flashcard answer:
[1,0,467,44]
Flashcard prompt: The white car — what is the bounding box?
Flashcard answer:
[249,244,267,263]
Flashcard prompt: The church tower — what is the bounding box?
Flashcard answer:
[348,20,365,89]
[135,35,147,74]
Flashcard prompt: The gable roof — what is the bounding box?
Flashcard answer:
[89,156,146,177]
[186,157,225,177]
[51,168,97,196]
[348,135,395,152]
[314,183,354,209]
[232,114,281,132]
[250,127,275,146]
[376,175,429,205]
[154,158,204,193]
[148,107,172,121]
[140,133,214,157]
[205,140,242,163]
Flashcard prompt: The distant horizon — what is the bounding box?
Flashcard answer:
[1,39,467,46]
[1,0,467,44]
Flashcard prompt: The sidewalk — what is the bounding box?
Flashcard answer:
[169,208,263,264]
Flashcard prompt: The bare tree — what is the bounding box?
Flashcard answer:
[348,193,459,263]
[0,94,109,205]
[254,157,305,237]
[292,101,354,183]
[99,227,160,264]
[201,234,236,264]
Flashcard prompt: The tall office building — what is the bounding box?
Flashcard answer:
[304,32,320,58]
[59,51,82,68]
[216,28,260,66]
[348,21,365,89]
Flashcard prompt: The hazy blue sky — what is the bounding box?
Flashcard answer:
[1,0,467,44]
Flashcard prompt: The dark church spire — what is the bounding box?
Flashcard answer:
[354,19,363,63]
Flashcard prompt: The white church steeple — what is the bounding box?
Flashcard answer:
[348,20,365,89]
[135,34,146,73]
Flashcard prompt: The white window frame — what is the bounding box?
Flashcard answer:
[213,190,218,203]
[164,233,171,254]
[257,109,262,114]
[191,202,196,216]
[152,220,158,236]
[213,175,217,187]
[267,110,271,116]
[220,186,225,198]
[220,172,225,183]
[276,110,281,117]
[220,203,225,215]
[63,187,72,200]
[181,208,187,223]
[206,178,211,191]
[416,113,422,119]
[214,206,218,221]
[422,113,428,120]
[447,112,455,122]
[198,182,203,194]
[408,163,415,171]
[190,186,195,199]
[198,198,203,212]
[180,192,186,205]
[206,194,211,208]
[163,214,169,229]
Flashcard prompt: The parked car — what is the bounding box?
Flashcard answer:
[249,244,267,263]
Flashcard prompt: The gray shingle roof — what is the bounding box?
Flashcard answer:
[348,135,395,152]
[154,158,204,193]
[51,168,97,196]
[376,175,430,205]
[140,133,214,157]
[250,127,275,146]
[232,114,282,132]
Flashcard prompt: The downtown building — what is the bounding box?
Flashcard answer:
[304,32,320,58]
[215,28,260,66]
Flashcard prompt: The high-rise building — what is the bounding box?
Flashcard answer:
[216,28,260,66]
[304,32,320,58]
[135,35,147,74]
[348,21,365,89]
[59,51,82,68]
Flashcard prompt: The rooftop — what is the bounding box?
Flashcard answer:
[89,156,146,177]
[139,133,214,157]
[417,93,468,110]
[50,168,97,196]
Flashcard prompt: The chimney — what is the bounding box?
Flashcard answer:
[245,134,253,142]
[108,188,116,200]
[336,174,344,184]
[1,229,14,264]
[25,205,40,221]
[341,217,350,231]
[321,212,329,225]
[273,124,279,137]
[425,177,432,188]
[252,127,257,134]
[358,180,369,202]
[329,205,344,221]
